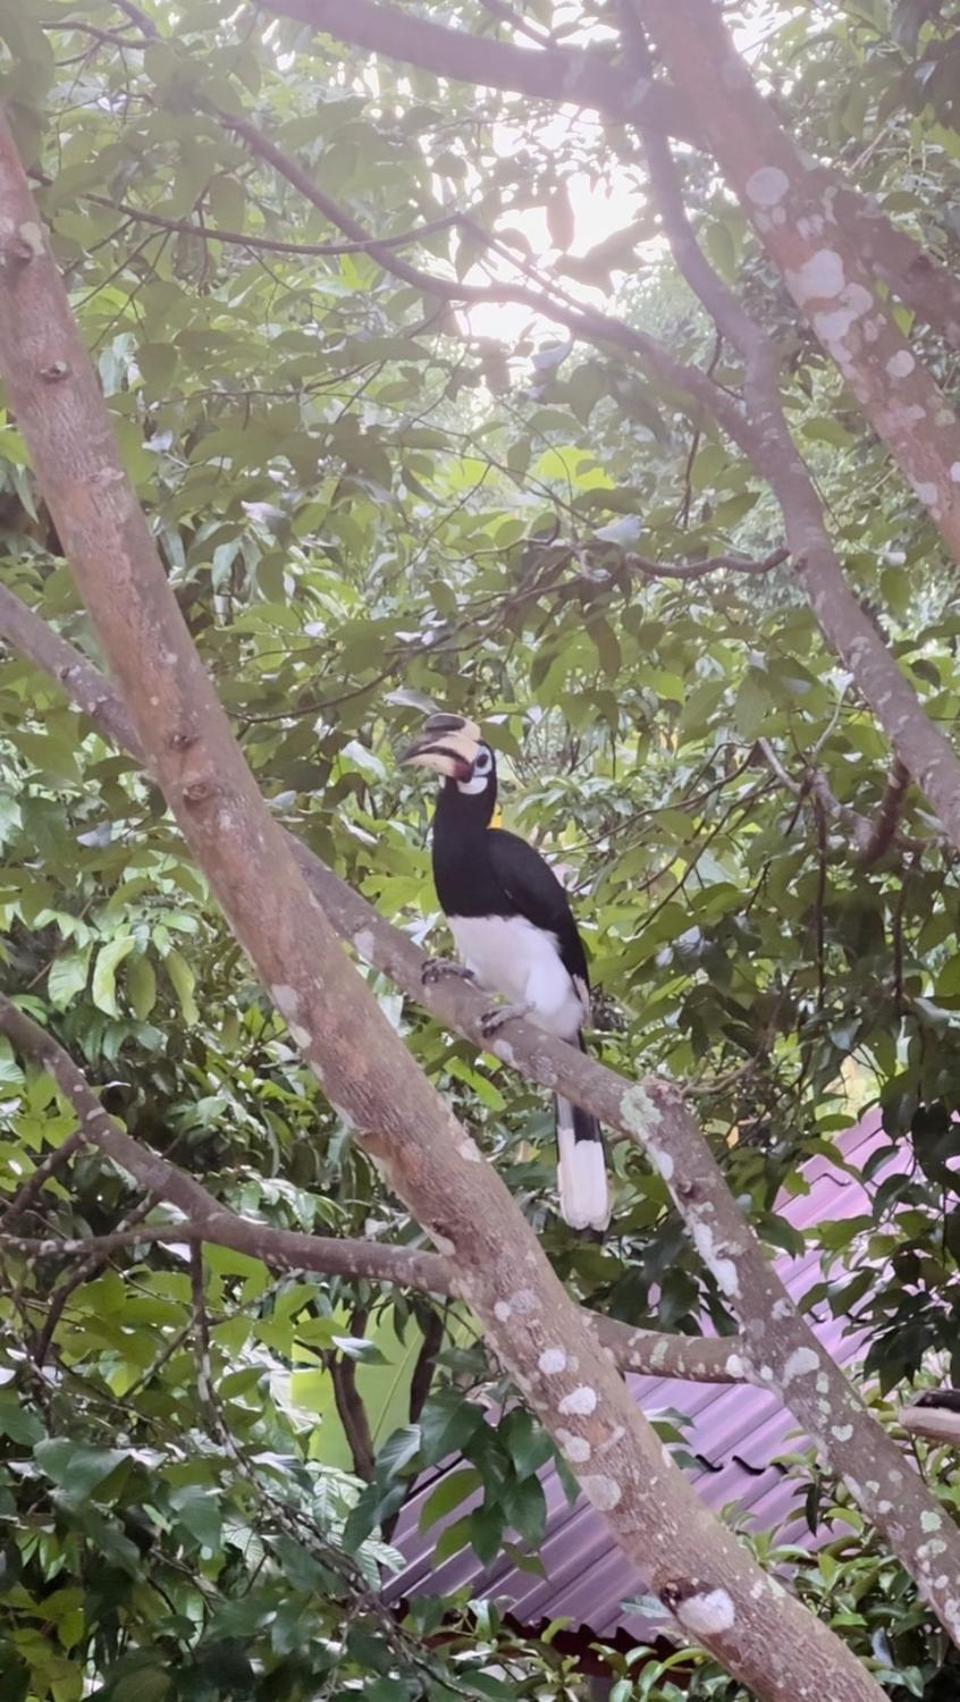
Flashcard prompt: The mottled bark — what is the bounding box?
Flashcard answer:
[632,99,960,858]
[263,0,960,350]
[0,993,747,1385]
[261,0,693,137]
[0,593,955,1660]
[0,113,889,1698]
[637,0,960,559]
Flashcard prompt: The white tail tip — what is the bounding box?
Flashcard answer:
[557,1125,610,1232]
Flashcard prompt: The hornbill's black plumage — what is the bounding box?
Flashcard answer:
[401,713,610,1233]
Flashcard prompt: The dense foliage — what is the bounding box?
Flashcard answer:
[3,0,960,1695]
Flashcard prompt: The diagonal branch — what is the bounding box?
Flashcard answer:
[636,0,960,562]
[259,0,960,351]
[259,0,695,138]
[80,191,467,259]
[217,105,750,449]
[0,994,746,1386]
[624,546,789,583]
[0,581,954,1644]
[628,89,960,861]
[0,119,943,1686]
[858,759,913,867]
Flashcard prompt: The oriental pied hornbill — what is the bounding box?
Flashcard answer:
[401,712,610,1233]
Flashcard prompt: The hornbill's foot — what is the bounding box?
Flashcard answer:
[479,1001,532,1038]
[421,958,475,986]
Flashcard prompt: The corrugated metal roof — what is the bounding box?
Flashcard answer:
[389,1112,894,1636]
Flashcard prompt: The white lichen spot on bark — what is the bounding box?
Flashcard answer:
[352,928,375,962]
[512,1288,538,1316]
[558,1384,597,1417]
[493,1038,515,1065]
[922,1510,943,1532]
[538,1347,567,1375]
[556,1427,591,1463]
[831,1423,853,1441]
[691,1222,739,1296]
[581,1474,622,1510]
[271,984,300,1019]
[950,462,960,482]
[17,222,44,255]
[725,1353,748,1380]
[913,480,939,505]
[787,249,845,303]
[744,166,789,207]
[458,1137,482,1163]
[647,1143,674,1182]
[675,1589,736,1636]
[620,1083,663,1133]
[783,1346,819,1384]
[886,349,915,378]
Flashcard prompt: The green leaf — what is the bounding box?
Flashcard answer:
[433,1512,472,1563]
[419,1467,481,1532]
[733,671,771,740]
[468,1502,504,1565]
[164,949,199,1025]
[0,1391,44,1445]
[126,954,157,1020]
[47,946,92,1010]
[91,936,136,1018]
[419,1397,486,1466]
[34,1439,129,1506]
[169,1484,222,1551]
[502,1474,546,1546]
[499,1410,553,1480]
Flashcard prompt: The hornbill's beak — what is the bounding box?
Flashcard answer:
[399,712,482,780]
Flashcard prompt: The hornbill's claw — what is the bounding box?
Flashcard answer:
[421,958,475,987]
[479,1002,532,1037]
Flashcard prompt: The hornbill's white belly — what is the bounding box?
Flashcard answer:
[449,913,586,1041]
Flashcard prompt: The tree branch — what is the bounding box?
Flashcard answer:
[0,121,934,1688]
[256,0,960,351]
[259,0,695,139]
[329,1309,377,1481]
[628,71,960,862]
[0,1000,747,1387]
[215,104,749,443]
[858,759,912,867]
[826,184,960,356]
[759,740,924,863]
[624,545,789,582]
[636,0,960,564]
[0,581,952,1652]
[81,192,466,259]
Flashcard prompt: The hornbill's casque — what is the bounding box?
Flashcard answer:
[401,712,610,1233]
